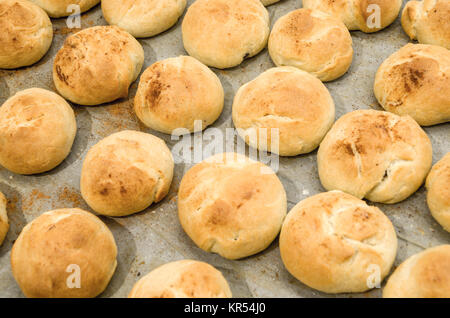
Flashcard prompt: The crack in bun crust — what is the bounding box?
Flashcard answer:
[80,130,174,217]
[280,191,398,294]
[53,26,144,106]
[374,43,450,126]
[317,110,432,204]
[178,153,287,260]
[0,0,53,69]
[11,208,117,298]
[182,0,270,69]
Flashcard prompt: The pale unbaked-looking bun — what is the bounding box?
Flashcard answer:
[302,0,402,33]
[178,153,287,260]
[11,208,117,298]
[0,88,77,175]
[383,245,450,298]
[182,0,270,69]
[374,43,450,126]
[268,9,353,82]
[30,0,99,18]
[53,26,144,106]
[81,130,174,217]
[232,67,335,156]
[102,0,187,38]
[0,192,8,246]
[280,191,398,294]
[128,260,232,298]
[317,110,432,204]
[426,153,450,232]
[134,56,224,134]
[402,0,450,49]
[0,0,53,69]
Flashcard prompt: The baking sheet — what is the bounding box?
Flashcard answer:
[0,0,448,298]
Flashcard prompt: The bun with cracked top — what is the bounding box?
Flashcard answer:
[0,0,53,69]
[11,208,117,298]
[134,56,224,134]
[383,245,450,298]
[102,0,187,38]
[302,0,402,33]
[81,130,174,217]
[280,191,398,294]
[53,26,144,106]
[232,67,335,156]
[182,0,270,69]
[374,43,450,126]
[317,110,432,204]
[402,0,450,49]
[178,152,287,260]
[128,260,232,298]
[268,8,353,82]
[0,88,77,175]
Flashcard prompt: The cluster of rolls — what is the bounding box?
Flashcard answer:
[0,0,449,299]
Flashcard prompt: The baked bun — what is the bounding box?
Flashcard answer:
[261,0,279,5]
[178,153,287,260]
[317,110,432,204]
[402,0,450,49]
[268,9,353,82]
[128,260,232,298]
[302,0,402,33]
[182,0,270,69]
[134,56,224,134]
[11,208,117,298]
[29,0,99,18]
[374,43,450,126]
[0,88,77,175]
[383,245,450,298]
[232,67,335,156]
[0,0,53,69]
[53,26,144,106]
[81,130,174,217]
[102,0,187,38]
[0,192,8,246]
[280,191,398,294]
[426,153,450,232]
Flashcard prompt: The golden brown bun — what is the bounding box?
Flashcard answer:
[302,0,402,33]
[317,110,432,204]
[0,88,77,175]
[374,43,450,126]
[11,208,117,298]
[134,56,224,134]
[128,260,232,298]
[81,130,174,217]
[261,0,279,5]
[426,153,450,232]
[178,153,287,260]
[280,191,397,294]
[53,26,144,106]
[269,9,353,82]
[383,245,450,298]
[29,0,99,18]
[402,0,450,49]
[0,192,8,246]
[232,67,335,156]
[182,0,270,69]
[102,0,187,38]
[0,0,53,69]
